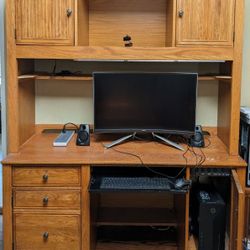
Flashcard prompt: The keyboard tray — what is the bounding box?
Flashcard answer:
[89,176,189,193]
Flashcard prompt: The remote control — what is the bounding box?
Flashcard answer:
[53,130,75,147]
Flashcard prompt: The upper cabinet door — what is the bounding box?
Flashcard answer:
[15,0,75,45]
[176,0,235,46]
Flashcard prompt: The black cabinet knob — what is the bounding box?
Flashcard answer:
[43,232,49,240]
[43,196,49,205]
[43,174,48,182]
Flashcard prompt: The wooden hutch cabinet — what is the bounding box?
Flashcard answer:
[15,0,75,45]
[3,0,246,250]
[176,0,236,46]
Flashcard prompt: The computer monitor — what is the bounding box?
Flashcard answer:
[94,72,197,136]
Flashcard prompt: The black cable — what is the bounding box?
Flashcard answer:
[62,122,79,133]
[104,143,184,187]
[203,136,211,148]
[52,60,57,76]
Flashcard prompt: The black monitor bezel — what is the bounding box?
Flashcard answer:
[93,72,198,136]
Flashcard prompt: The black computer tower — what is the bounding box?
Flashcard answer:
[191,188,226,250]
[239,107,250,186]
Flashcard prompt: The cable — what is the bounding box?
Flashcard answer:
[51,60,57,76]
[104,143,184,187]
[102,133,207,182]
[62,122,79,133]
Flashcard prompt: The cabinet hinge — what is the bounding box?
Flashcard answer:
[233,31,235,42]
[14,29,17,40]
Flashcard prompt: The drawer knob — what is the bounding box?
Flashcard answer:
[178,10,184,18]
[66,8,73,17]
[43,196,49,205]
[43,232,49,240]
[43,174,49,182]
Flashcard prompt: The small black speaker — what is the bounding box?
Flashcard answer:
[76,124,90,146]
[189,125,205,148]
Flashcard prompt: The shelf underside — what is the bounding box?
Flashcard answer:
[96,207,177,226]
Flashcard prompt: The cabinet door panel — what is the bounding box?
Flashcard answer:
[176,0,235,46]
[230,170,244,250]
[15,0,75,45]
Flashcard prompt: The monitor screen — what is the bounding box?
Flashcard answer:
[94,72,197,135]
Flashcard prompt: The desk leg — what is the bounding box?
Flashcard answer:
[82,165,90,250]
[3,165,12,250]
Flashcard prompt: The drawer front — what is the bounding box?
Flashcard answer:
[15,214,80,250]
[14,190,80,209]
[13,167,80,186]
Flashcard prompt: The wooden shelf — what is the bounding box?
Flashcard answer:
[17,74,232,82]
[18,74,92,81]
[96,235,197,250]
[97,207,177,226]
[96,242,178,250]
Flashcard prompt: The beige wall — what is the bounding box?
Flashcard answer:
[241,0,250,106]
[35,62,219,126]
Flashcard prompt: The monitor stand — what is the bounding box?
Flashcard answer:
[152,133,184,151]
[104,132,184,151]
[104,132,137,149]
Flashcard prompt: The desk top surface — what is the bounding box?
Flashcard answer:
[2,132,246,168]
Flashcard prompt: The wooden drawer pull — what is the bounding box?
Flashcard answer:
[42,174,49,182]
[43,196,49,205]
[43,232,49,240]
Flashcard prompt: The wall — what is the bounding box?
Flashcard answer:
[0,0,7,157]
[35,61,219,126]
[241,0,250,106]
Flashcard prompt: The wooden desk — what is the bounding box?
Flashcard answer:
[2,132,246,250]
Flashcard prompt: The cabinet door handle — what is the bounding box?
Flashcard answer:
[43,232,49,240]
[43,174,49,182]
[66,9,73,17]
[178,10,184,18]
[43,196,49,205]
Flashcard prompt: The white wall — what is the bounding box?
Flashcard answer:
[241,0,250,106]
[35,62,219,126]
[0,0,7,157]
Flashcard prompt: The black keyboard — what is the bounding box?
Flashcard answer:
[99,177,171,190]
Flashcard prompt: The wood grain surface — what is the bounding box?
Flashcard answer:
[16,46,234,60]
[176,0,235,46]
[13,166,81,186]
[14,189,80,209]
[14,214,81,249]
[3,131,246,167]
[15,0,75,45]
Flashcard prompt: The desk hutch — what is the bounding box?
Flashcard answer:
[3,0,247,250]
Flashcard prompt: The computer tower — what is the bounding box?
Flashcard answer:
[191,188,226,250]
[239,107,250,186]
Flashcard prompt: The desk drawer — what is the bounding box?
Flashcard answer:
[13,167,80,186]
[14,214,81,250]
[14,190,80,209]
